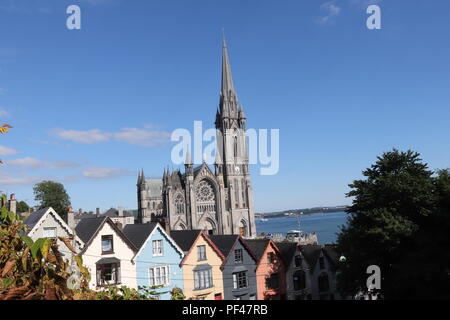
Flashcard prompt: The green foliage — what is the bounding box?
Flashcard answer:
[33,181,71,221]
[16,201,30,214]
[336,149,450,299]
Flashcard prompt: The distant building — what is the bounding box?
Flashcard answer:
[68,207,134,230]
[137,39,256,238]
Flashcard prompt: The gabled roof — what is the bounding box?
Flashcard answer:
[24,207,49,229]
[208,235,239,257]
[24,207,83,247]
[209,235,258,269]
[245,239,284,267]
[75,216,107,243]
[172,231,225,266]
[300,245,325,271]
[127,223,184,262]
[170,230,203,252]
[123,223,158,249]
[276,242,299,266]
[245,239,270,262]
[75,216,138,254]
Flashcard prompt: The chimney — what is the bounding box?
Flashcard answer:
[67,206,76,229]
[8,194,16,214]
[118,206,124,217]
[96,207,100,217]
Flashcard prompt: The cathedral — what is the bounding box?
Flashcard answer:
[137,39,256,238]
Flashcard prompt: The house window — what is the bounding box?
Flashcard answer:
[194,268,213,290]
[265,273,279,290]
[318,273,330,292]
[197,245,207,261]
[294,255,302,268]
[293,270,306,291]
[43,227,56,238]
[96,263,120,286]
[319,256,325,270]
[149,266,170,287]
[101,235,114,254]
[267,252,276,264]
[233,271,248,289]
[234,249,243,264]
[153,240,163,256]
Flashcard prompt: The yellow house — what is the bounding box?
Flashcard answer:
[171,230,225,300]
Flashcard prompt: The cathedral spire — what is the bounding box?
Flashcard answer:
[221,35,237,101]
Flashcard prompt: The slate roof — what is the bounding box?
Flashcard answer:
[122,223,158,250]
[170,230,202,252]
[245,239,270,262]
[208,235,239,257]
[24,207,49,229]
[276,242,298,266]
[75,216,107,243]
[300,244,330,271]
[103,208,134,217]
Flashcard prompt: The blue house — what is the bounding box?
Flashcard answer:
[123,223,184,300]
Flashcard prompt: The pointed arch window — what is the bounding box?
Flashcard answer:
[234,136,238,157]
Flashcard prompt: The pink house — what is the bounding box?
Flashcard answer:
[246,239,287,300]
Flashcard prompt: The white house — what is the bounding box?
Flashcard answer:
[24,207,84,259]
[75,216,138,290]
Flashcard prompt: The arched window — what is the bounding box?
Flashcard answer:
[293,270,306,291]
[174,193,185,214]
[318,273,329,293]
[234,136,238,157]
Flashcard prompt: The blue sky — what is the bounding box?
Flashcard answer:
[1,0,450,213]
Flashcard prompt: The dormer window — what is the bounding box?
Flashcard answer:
[101,235,114,254]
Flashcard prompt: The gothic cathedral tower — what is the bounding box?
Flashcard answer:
[156,38,256,238]
[214,38,256,237]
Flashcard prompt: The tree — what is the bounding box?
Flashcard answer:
[33,181,71,221]
[16,201,30,214]
[336,149,450,299]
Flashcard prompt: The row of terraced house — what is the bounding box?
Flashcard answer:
[22,206,340,300]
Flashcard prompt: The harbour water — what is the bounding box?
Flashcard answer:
[255,211,349,244]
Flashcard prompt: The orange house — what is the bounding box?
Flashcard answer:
[246,239,287,300]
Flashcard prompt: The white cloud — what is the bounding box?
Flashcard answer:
[54,126,170,147]
[6,157,80,170]
[53,128,110,144]
[0,173,78,186]
[0,145,16,156]
[0,88,8,94]
[82,166,133,179]
[113,127,171,147]
[316,1,342,25]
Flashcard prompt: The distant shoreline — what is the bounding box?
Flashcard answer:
[256,207,349,219]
